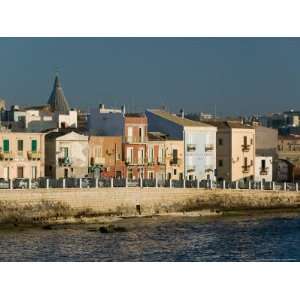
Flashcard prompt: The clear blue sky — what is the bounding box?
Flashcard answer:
[0,38,300,116]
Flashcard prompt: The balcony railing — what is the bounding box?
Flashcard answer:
[58,157,72,166]
[123,136,147,143]
[260,167,269,175]
[242,144,251,152]
[170,158,181,166]
[187,144,196,152]
[242,165,251,173]
[27,151,41,160]
[187,165,196,173]
[205,144,214,152]
[0,151,13,160]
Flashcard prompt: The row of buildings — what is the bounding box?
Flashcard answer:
[0,75,289,183]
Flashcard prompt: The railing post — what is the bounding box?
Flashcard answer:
[272,181,275,191]
[284,182,286,191]
[235,181,238,190]
[155,177,158,188]
[197,179,200,189]
[248,181,251,190]
[296,182,299,192]
[140,177,143,188]
[183,179,186,188]
[46,178,49,189]
[125,177,128,188]
[111,177,114,188]
[170,179,172,188]
[10,179,13,190]
[63,178,66,189]
[261,181,263,190]
[223,180,226,189]
[79,178,82,189]
[95,177,98,188]
[28,178,31,189]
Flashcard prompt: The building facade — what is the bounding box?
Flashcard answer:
[0,131,45,179]
[146,109,217,180]
[205,121,255,182]
[45,131,89,179]
[255,156,273,182]
[88,136,125,178]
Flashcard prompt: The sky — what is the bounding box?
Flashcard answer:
[0,38,300,116]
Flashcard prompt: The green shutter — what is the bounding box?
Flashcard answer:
[31,140,37,152]
[3,139,9,153]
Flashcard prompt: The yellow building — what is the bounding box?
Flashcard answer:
[0,131,45,179]
[205,121,255,182]
[165,139,184,180]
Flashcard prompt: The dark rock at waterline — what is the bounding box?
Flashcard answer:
[42,225,53,230]
[98,225,127,233]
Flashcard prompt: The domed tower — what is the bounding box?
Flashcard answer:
[47,75,70,113]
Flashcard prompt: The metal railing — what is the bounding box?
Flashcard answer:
[0,177,299,192]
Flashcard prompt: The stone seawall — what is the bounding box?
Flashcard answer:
[1,188,300,216]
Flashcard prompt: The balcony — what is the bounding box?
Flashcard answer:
[123,136,147,143]
[260,167,269,175]
[187,144,196,152]
[187,166,196,173]
[242,144,251,152]
[205,144,214,152]
[0,151,13,161]
[58,157,72,166]
[27,151,41,160]
[242,165,251,173]
[170,158,181,166]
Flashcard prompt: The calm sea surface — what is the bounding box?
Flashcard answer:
[1,214,300,261]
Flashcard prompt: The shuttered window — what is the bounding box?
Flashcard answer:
[31,140,37,153]
[3,139,9,153]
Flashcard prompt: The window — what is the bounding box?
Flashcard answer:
[61,147,68,158]
[218,138,223,146]
[3,167,9,180]
[218,160,223,167]
[243,136,247,146]
[95,146,102,158]
[31,140,37,153]
[126,148,133,163]
[17,166,24,178]
[148,147,154,163]
[3,139,9,153]
[138,148,144,164]
[172,149,178,163]
[173,169,177,175]
[261,159,266,169]
[18,140,23,151]
[31,166,37,179]
[244,157,248,166]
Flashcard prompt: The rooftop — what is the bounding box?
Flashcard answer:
[203,120,254,129]
[147,109,213,127]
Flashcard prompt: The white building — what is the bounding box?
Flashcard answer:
[0,75,77,132]
[146,109,217,180]
[255,156,273,182]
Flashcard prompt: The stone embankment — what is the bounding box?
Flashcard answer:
[0,187,300,224]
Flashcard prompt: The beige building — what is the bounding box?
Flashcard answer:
[0,131,44,179]
[165,139,184,180]
[205,121,255,182]
[45,130,89,179]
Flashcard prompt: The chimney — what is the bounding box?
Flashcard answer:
[121,105,126,116]
[99,103,105,111]
[179,108,184,119]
